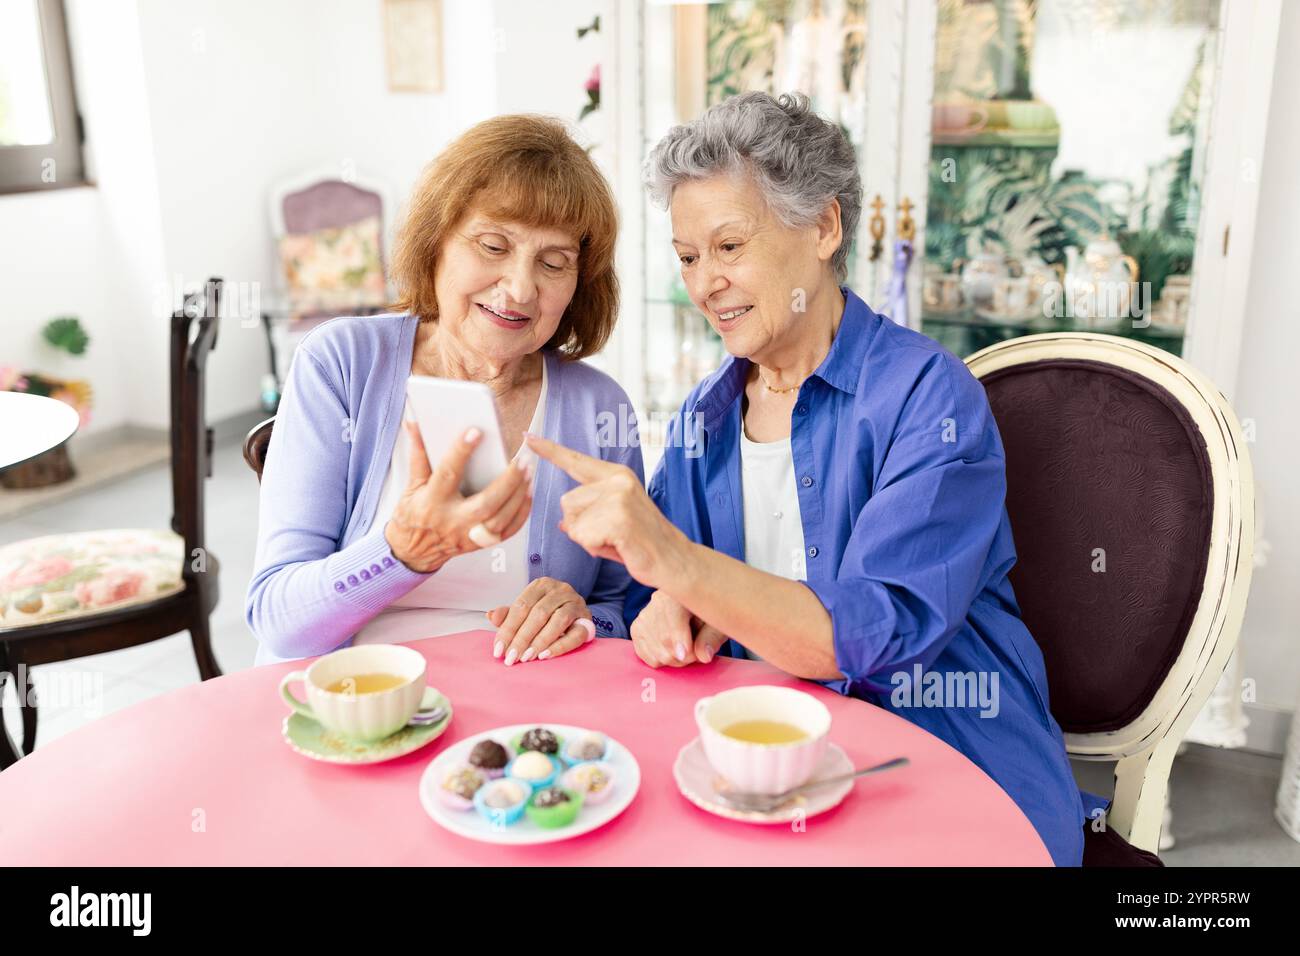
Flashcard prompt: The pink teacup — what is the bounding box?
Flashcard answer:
[694,685,831,795]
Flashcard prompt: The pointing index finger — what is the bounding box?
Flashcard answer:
[523,432,619,485]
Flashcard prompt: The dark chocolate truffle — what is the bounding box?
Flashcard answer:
[519,727,559,755]
[469,739,509,770]
[532,787,570,809]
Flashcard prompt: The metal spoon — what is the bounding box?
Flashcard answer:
[407,705,449,727]
[714,756,910,813]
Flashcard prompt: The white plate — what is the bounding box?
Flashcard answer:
[673,737,854,824]
[419,723,641,845]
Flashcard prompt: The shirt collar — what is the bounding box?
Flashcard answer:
[691,285,882,429]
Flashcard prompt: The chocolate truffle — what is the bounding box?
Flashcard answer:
[571,733,606,762]
[483,780,526,808]
[442,767,485,801]
[512,751,553,780]
[571,764,610,795]
[519,727,559,754]
[469,739,509,771]
[532,787,571,809]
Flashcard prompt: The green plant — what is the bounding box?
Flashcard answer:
[42,316,89,356]
[925,154,1109,270]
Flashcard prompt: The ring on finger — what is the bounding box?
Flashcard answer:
[467,523,503,548]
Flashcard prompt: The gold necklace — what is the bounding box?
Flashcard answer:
[758,372,801,395]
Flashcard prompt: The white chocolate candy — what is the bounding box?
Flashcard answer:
[484,780,526,808]
[512,751,553,780]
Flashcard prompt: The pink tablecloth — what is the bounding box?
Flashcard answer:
[0,631,1051,865]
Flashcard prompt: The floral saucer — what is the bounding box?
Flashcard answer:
[282,687,452,765]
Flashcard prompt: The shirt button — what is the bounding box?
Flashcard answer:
[529,553,541,564]
[796,404,808,415]
[807,546,818,558]
[800,475,813,488]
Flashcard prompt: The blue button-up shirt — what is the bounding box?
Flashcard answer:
[626,287,1104,866]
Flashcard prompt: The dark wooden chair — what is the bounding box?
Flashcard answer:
[243,417,274,482]
[0,279,226,768]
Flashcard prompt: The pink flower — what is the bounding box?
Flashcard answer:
[585,64,600,93]
[74,569,145,609]
[5,555,74,590]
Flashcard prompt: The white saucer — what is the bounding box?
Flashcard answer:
[672,737,855,824]
[419,723,641,845]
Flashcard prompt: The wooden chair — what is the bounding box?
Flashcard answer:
[0,279,226,767]
[966,332,1255,857]
[261,168,396,408]
[243,417,274,482]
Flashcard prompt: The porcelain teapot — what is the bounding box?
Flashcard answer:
[1064,236,1139,327]
[955,248,1009,308]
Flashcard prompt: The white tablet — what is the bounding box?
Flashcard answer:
[405,375,510,495]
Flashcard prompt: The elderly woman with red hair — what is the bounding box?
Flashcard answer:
[247,115,641,668]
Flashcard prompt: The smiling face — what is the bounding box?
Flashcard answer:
[670,172,841,364]
[432,211,581,364]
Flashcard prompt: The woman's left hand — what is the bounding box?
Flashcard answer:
[523,434,692,591]
[487,576,595,666]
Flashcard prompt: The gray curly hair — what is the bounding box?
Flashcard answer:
[643,91,862,283]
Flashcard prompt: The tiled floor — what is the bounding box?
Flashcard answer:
[2,436,1298,865]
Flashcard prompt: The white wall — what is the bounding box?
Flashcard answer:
[1233,0,1300,739]
[3,0,615,433]
[0,189,125,435]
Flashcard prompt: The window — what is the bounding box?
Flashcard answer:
[0,0,84,194]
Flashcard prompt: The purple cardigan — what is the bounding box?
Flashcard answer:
[245,313,643,664]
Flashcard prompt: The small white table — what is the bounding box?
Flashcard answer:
[0,392,81,472]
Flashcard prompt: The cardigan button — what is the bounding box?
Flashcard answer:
[347,574,359,586]
[370,563,382,576]
[333,581,346,593]
[359,569,371,581]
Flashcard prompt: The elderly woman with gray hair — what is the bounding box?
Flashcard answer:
[525,91,1115,866]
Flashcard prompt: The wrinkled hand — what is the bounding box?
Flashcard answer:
[629,591,729,668]
[486,577,594,666]
[385,422,532,573]
[523,433,691,591]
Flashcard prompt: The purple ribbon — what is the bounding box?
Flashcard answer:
[885,239,914,327]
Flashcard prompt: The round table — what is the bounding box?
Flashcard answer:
[0,391,80,471]
[0,631,1051,865]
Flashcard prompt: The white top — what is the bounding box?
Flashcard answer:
[354,362,546,644]
[738,425,806,660]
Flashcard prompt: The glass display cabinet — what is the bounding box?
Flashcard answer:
[610,0,1280,427]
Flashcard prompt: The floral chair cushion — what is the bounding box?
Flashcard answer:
[277,214,386,313]
[0,529,184,629]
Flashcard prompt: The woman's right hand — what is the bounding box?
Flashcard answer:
[384,422,533,573]
[629,590,729,668]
